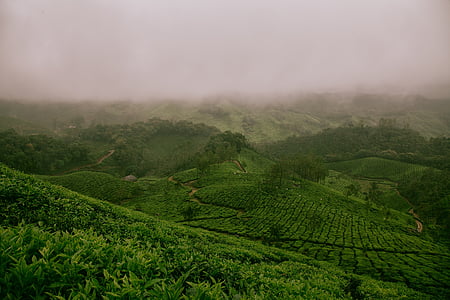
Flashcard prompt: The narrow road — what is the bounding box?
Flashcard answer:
[396,188,423,233]
[228,160,247,173]
[409,208,423,233]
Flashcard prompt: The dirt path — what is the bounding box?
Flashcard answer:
[396,189,423,233]
[409,208,423,233]
[228,160,247,173]
[168,176,246,217]
[58,150,115,175]
[96,150,115,164]
[168,176,207,205]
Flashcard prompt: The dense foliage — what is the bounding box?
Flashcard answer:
[0,119,221,177]
[0,164,429,299]
[80,119,220,176]
[0,129,89,174]
[263,125,450,170]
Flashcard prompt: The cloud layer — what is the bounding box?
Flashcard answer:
[1,0,449,100]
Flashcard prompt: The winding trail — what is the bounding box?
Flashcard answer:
[408,208,423,233]
[168,176,211,206]
[58,150,115,175]
[395,188,423,233]
[168,174,247,217]
[228,160,247,173]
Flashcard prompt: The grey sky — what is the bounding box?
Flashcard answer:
[1,0,449,100]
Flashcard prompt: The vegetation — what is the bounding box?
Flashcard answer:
[80,119,219,177]
[39,171,144,204]
[179,162,450,296]
[398,169,450,243]
[0,164,430,299]
[1,95,449,142]
[328,157,429,182]
[1,98,449,298]
[0,129,89,174]
[263,125,450,170]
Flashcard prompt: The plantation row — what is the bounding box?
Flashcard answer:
[1,164,430,299]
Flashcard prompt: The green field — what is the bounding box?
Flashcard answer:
[1,164,432,299]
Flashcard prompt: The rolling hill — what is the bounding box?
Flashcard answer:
[116,157,450,297]
[0,164,430,299]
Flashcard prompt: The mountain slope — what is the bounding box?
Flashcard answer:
[0,164,428,299]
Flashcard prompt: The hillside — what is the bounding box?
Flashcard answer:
[1,102,449,298]
[327,157,429,182]
[0,164,430,299]
[263,125,450,171]
[326,158,450,243]
[39,171,144,204]
[118,159,450,297]
[1,95,449,143]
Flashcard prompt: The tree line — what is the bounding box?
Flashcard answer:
[0,129,89,174]
[262,122,450,170]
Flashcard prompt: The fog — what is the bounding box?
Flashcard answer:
[1,0,449,101]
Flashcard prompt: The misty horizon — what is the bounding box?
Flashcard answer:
[1,0,449,101]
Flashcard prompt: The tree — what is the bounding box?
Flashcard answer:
[204,131,248,160]
[260,162,286,194]
[289,154,328,182]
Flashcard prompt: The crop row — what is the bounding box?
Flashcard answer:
[41,171,142,204]
[185,181,449,294]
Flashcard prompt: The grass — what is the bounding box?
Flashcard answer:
[0,163,432,299]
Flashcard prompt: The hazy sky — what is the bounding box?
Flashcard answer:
[1,0,449,100]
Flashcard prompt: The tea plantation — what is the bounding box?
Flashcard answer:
[0,164,432,299]
[165,162,450,297]
[327,157,429,182]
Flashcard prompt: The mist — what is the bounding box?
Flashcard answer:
[1,0,449,101]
